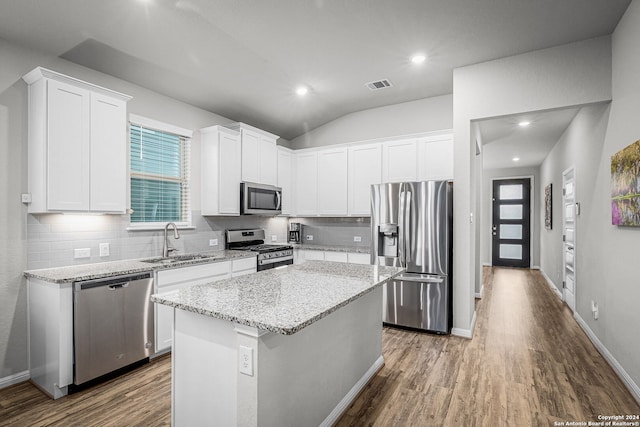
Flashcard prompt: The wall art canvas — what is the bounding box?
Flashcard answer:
[611,139,640,226]
[544,183,552,230]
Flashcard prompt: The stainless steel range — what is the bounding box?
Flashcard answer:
[226,229,293,271]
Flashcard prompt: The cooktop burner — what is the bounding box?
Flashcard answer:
[240,244,292,253]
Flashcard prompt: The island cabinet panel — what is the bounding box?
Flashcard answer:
[347,252,371,265]
[201,126,241,216]
[22,67,131,213]
[348,143,382,216]
[317,147,348,216]
[417,134,453,181]
[382,138,417,183]
[155,261,232,354]
[324,251,348,263]
[171,286,384,427]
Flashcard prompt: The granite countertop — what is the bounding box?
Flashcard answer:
[23,250,256,284]
[292,244,370,254]
[152,260,403,335]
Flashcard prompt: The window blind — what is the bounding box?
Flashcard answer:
[130,123,191,225]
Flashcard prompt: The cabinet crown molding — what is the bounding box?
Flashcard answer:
[225,122,279,140]
[22,67,132,102]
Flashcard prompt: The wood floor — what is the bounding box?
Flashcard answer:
[1,267,638,426]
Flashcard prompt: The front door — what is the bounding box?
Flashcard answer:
[491,178,531,268]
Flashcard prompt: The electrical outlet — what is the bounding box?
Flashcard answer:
[99,243,110,257]
[21,193,32,204]
[74,248,91,259]
[306,235,314,241]
[209,239,218,247]
[271,235,277,242]
[353,236,362,242]
[239,345,253,376]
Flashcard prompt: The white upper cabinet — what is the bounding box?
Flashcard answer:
[295,151,318,215]
[227,123,279,186]
[277,146,294,215]
[317,147,348,216]
[417,134,453,181]
[382,139,417,183]
[90,92,128,212]
[200,126,241,216]
[23,67,131,214]
[348,143,382,216]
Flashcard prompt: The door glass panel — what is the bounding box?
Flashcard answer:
[499,244,522,259]
[499,184,523,200]
[500,224,522,239]
[565,228,574,243]
[500,205,523,220]
[565,204,575,220]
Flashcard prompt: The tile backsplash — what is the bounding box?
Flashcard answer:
[290,217,371,248]
[27,213,372,270]
[27,212,288,269]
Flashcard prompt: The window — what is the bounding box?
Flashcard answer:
[129,116,193,228]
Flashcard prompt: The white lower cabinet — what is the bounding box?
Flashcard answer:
[295,249,370,265]
[155,258,256,353]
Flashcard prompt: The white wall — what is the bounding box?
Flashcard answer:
[290,94,452,149]
[452,36,612,335]
[481,166,541,272]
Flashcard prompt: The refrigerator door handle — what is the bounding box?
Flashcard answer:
[398,185,406,266]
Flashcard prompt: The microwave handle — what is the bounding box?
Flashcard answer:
[275,191,282,210]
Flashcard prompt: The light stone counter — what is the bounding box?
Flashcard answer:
[23,250,255,283]
[292,243,370,254]
[152,261,402,335]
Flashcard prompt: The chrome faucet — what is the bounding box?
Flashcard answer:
[163,222,180,257]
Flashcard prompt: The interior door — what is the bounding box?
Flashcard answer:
[562,168,576,311]
[491,178,531,268]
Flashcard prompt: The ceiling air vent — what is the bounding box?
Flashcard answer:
[365,79,393,91]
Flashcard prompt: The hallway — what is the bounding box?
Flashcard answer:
[337,267,640,426]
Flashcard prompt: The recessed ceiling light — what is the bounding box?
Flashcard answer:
[411,54,427,64]
[518,121,531,127]
[295,86,308,96]
[512,157,520,162]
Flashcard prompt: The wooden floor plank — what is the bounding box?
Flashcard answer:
[0,267,638,426]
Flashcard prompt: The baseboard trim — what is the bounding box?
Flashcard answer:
[538,268,563,300]
[0,370,29,390]
[482,262,492,267]
[319,355,384,427]
[452,311,477,339]
[475,285,484,299]
[574,313,640,405]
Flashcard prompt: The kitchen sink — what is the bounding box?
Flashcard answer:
[141,254,221,265]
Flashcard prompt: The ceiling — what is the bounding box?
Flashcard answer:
[477,108,582,170]
[0,0,630,141]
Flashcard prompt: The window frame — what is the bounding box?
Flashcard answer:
[127,114,195,231]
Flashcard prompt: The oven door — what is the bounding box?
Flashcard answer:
[258,257,293,271]
[241,182,282,215]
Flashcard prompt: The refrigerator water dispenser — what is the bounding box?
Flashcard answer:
[377,223,398,258]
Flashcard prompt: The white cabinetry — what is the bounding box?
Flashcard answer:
[348,143,382,216]
[295,249,370,265]
[382,139,417,183]
[227,123,279,186]
[155,258,256,353]
[417,134,453,181]
[317,147,348,216]
[201,126,241,215]
[347,252,371,265]
[295,152,318,215]
[22,67,130,213]
[324,251,348,262]
[277,146,294,215]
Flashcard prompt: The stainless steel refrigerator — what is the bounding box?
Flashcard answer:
[370,181,453,334]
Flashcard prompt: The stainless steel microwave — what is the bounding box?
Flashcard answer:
[240,182,282,215]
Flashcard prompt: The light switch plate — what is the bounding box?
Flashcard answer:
[271,235,277,242]
[99,243,110,257]
[306,235,314,241]
[209,239,218,247]
[353,236,362,242]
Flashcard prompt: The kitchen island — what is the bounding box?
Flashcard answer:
[151,261,403,427]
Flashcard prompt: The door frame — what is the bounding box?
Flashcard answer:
[562,166,577,312]
[490,175,535,268]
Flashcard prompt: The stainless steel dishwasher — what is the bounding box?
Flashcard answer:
[73,272,154,385]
